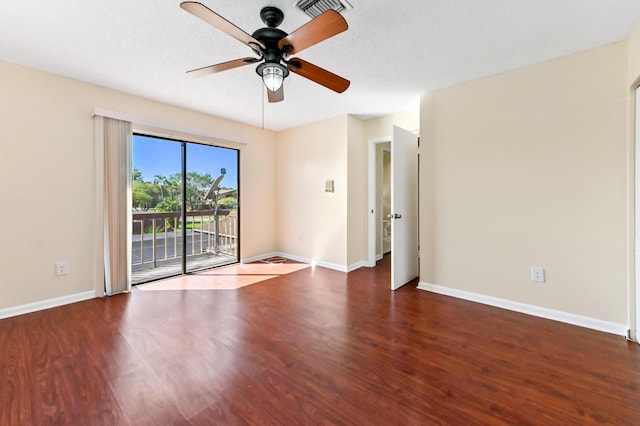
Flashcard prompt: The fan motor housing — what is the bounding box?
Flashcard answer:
[252,27,288,62]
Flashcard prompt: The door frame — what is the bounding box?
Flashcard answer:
[635,84,640,341]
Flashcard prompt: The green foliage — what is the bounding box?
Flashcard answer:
[131,169,234,213]
[132,180,160,211]
[217,196,237,210]
[163,173,183,202]
[185,171,214,210]
[157,198,180,213]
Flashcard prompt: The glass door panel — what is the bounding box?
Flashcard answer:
[131,135,183,284]
[185,143,239,273]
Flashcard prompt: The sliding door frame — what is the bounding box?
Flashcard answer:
[132,133,240,283]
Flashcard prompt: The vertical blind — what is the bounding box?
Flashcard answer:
[103,117,132,295]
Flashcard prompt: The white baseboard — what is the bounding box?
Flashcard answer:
[417,282,628,337]
[347,261,369,272]
[0,291,97,320]
[274,252,349,272]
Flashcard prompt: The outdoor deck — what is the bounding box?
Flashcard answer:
[131,252,237,284]
[131,210,238,285]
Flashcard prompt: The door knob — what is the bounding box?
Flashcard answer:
[389,213,402,219]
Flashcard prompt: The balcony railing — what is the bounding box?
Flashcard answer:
[131,209,237,280]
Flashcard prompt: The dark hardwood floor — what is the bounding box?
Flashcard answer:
[2,256,640,425]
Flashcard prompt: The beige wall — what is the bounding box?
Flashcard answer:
[347,116,366,267]
[276,115,349,267]
[0,60,277,310]
[420,42,629,324]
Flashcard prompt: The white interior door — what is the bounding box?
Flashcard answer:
[391,125,419,290]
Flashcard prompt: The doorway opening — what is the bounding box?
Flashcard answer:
[131,134,240,284]
[368,137,391,268]
[382,147,391,255]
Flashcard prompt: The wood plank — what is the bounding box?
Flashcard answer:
[1,255,639,424]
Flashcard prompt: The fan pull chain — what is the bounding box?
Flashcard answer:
[261,83,265,130]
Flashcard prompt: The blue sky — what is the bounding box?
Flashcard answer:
[132,135,238,189]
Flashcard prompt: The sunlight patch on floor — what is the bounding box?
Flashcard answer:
[136,262,311,291]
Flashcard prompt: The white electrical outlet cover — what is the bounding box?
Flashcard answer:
[531,267,545,283]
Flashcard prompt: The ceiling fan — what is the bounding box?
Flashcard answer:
[180,1,350,103]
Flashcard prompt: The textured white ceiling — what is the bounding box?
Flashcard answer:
[1,0,639,130]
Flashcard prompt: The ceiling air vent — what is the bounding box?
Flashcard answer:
[294,0,353,19]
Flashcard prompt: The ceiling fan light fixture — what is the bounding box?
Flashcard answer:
[257,63,288,92]
[263,65,284,91]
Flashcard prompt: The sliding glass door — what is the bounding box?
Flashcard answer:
[131,134,239,284]
[184,143,239,273]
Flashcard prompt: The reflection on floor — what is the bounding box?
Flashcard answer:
[136,261,310,291]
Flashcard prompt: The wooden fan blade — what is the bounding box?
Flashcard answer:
[180,2,266,50]
[186,57,260,77]
[267,85,284,103]
[277,10,347,54]
[287,58,350,93]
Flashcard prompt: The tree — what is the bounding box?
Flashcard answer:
[132,180,160,211]
[153,175,168,200]
[185,171,214,210]
[133,167,143,182]
[157,198,180,213]
[151,173,182,212]
[130,170,221,212]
